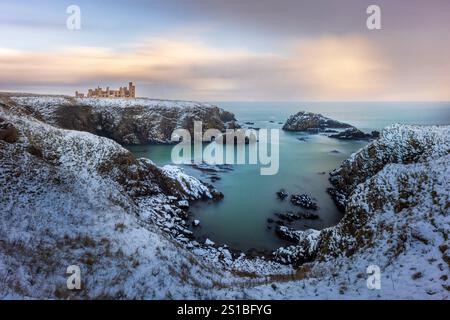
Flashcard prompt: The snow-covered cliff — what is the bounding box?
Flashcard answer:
[272,124,449,298]
[0,96,291,300]
[3,94,236,145]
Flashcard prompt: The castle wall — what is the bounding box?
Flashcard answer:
[76,82,136,98]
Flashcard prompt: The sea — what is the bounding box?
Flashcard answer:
[127,101,450,252]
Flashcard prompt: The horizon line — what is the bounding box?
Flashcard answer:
[1,91,450,104]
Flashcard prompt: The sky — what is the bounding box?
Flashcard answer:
[0,0,449,101]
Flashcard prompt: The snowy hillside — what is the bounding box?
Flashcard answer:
[272,124,449,298]
[0,104,285,299]
[0,100,448,299]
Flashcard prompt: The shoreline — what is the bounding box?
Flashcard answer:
[1,94,449,298]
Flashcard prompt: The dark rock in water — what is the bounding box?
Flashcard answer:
[318,171,326,175]
[0,120,18,143]
[275,220,286,226]
[275,226,302,243]
[275,212,301,222]
[297,137,308,142]
[269,120,275,123]
[244,121,254,125]
[191,162,233,173]
[290,194,318,210]
[329,127,378,141]
[211,189,224,201]
[283,111,353,132]
[299,212,320,220]
[267,218,274,223]
[324,129,339,133]
[276,189,288,200]
[278,122,283,125]
[330,149,340,154]
[216,164,234,171]
[209,174,221,182]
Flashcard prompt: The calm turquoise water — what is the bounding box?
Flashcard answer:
[127,102,450,252]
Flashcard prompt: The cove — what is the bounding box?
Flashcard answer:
[127,101,450,252]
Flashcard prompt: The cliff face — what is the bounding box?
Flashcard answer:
[4,95,236,145]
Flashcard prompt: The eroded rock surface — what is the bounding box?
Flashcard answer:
[4,94,236,145]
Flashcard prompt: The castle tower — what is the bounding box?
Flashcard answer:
[128,82,136,98]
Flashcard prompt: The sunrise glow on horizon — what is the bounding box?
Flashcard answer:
[1,0,449,101]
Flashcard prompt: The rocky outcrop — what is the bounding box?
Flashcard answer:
[282,111,379,140]
[275,226,304,243]
[4,94,236,145]
[276,189,288,200]
[272,229,320,266]
[282,111,353,132]
[290,194,318,210]
[328,124,450,209]
[329,128,380,141]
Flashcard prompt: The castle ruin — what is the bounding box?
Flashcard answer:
[75,82,136,99]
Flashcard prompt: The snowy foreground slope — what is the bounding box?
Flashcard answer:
[0,100,449,299]
[0,102,288,299]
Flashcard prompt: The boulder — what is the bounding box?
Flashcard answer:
[177,200,189,209]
